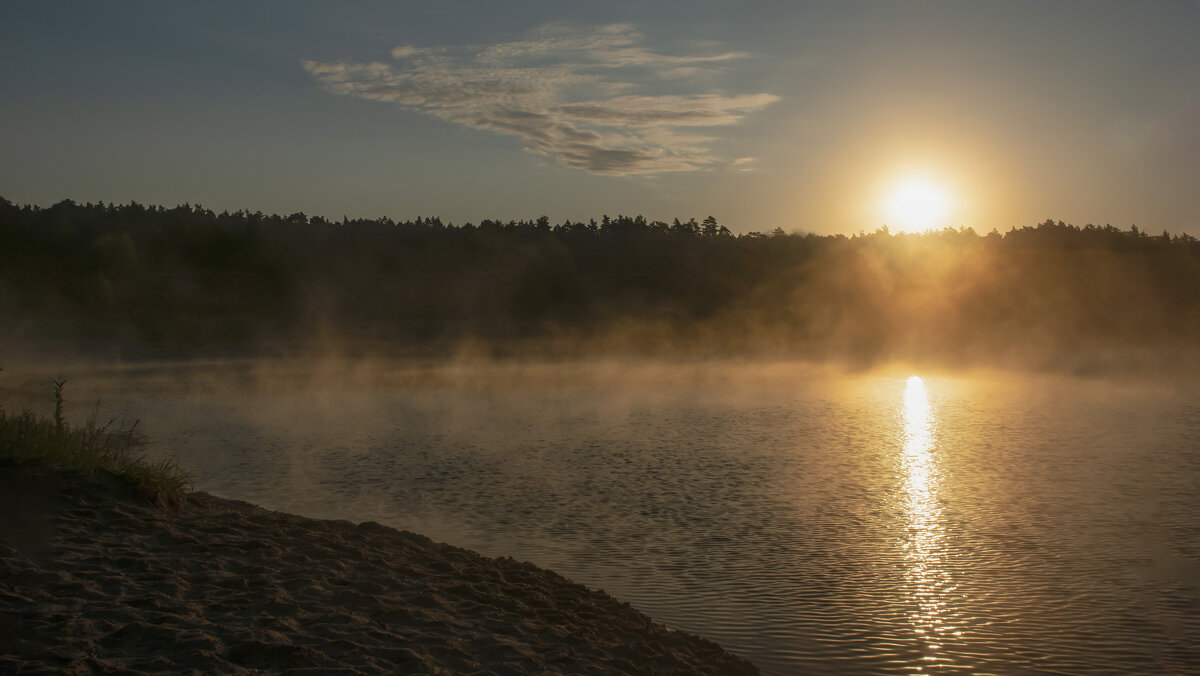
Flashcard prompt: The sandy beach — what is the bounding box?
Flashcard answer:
[0,467,757,675]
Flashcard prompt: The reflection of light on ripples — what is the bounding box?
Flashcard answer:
[900,376,957,668]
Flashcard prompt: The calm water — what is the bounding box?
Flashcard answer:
[14,360,1200,674]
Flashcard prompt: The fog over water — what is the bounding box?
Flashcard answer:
[6,358,1198,674]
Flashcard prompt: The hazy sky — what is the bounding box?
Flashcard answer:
[2,1,1197,235]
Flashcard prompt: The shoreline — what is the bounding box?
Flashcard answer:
[0,468,757,674]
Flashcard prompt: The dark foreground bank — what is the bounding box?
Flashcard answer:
[0,468,757,675]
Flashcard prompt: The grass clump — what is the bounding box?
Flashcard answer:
[0,378,192,507]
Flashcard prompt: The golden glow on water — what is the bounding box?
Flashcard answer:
[899,376,955,668]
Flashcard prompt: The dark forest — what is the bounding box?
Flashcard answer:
[2,197,1197,372]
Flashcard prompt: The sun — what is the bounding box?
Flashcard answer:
[880,174,955,233]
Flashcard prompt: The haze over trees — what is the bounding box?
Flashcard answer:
[2,197,1197,371]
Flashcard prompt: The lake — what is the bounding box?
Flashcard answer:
[11,359,1200,674]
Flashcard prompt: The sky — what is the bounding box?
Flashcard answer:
[2,0,1198,235]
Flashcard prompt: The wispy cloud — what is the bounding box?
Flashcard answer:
[302,24,778,175]
[731,157,759,172]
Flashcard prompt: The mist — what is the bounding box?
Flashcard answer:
[2,197,1197,379]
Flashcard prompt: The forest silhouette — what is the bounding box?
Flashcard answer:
[2,197,1197,372]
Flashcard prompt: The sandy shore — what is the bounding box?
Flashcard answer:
[0,468,757,675]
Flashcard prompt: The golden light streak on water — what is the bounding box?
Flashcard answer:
[899,375,955,670]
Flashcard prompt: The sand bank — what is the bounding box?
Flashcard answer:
[0,469,757,674]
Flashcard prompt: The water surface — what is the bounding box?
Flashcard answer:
[15,360,1200,674]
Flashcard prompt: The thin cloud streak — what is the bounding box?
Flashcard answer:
[303,24,778,175]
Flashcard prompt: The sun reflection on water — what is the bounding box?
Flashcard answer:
[899,375,956,667]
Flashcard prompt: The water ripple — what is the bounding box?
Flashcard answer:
[51,365,1200,675]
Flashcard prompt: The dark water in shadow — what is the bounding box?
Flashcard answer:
[13,361,1200,674]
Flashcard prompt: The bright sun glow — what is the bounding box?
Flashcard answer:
[881,175,955,232]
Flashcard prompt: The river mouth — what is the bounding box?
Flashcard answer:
[7,358,1200,674]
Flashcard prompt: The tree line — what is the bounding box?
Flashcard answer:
[2,197,1197,368]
